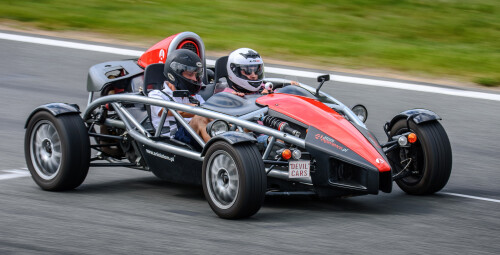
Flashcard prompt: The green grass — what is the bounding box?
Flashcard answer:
[1,0,499,86]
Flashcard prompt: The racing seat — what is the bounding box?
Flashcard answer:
[143,63,165,95]
[198,56,229,100]
[141,63,166,132]
[213,56,229,86]
[198,82,215,101]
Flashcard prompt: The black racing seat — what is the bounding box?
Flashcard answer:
[198,56,229,101]
[198,83,216,101]
[141,63,166,134]
[213,56,229,85]
[143,63,166,95]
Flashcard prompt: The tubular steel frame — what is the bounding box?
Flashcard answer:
[84,94,306,163]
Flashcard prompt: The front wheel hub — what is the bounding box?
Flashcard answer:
[217,170,230,187]
[42,139,52,154]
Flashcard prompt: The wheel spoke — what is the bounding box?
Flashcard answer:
[35,132,44,145]
[228,186,237,199]
[40,157,49,172]
[47,159,57,173]
[52,134,60,146]
[227,164,237,177]
[213,155,223,169]
[53,143,61,154]
[221,155,231,168]
[41,124,50,139]
[214,184,222,195]
[222,190,232,202]
[211,173,218,187]
[229,179,239,186]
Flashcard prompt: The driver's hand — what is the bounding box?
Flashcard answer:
[290,81,299,86]
[260,89,269,95]
[232,91,246,97]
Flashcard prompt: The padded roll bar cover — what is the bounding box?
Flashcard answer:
[25,103,81,128]
[137,31,208,84]
[200,131,256,157]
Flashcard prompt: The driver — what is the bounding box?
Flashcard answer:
[148,49,211,147]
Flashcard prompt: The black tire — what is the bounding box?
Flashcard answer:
[24,111,90,191]
[387,119,452,195]
[202,141,266,219]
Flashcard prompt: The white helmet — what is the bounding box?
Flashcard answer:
[227,48,264,93]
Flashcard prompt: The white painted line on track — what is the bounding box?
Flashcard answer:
[0,168,30,181]
[267,66,500,102]
[0,32,143,56]
[1,166,498,204]
[440,192,500,204]
[1,32,500,102]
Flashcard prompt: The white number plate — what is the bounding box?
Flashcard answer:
[288,160,310,178]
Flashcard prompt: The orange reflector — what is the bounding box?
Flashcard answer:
[408,133,417,143]
[282,149,292,160]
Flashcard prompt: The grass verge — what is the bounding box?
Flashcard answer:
[1,0,499,86]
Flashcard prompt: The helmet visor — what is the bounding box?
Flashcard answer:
[170,61,203,84]
[235,64,264,81]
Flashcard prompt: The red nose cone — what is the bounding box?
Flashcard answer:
[257,94,391,172]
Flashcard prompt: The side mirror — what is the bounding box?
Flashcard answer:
[317,74,330,82]
[316,74,330,95]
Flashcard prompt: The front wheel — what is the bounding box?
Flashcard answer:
[24,111,90,191]
[387,119,452,195]
[202,141,266,219]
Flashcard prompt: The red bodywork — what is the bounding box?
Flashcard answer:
[137,34,201,68]
[256,93,391,172]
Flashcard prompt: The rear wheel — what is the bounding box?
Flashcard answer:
[202,141,266,219]
[24,111,90,191]
[387,119,452,195]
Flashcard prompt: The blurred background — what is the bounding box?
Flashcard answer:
[1,0,499,86]
[1,2,500,254]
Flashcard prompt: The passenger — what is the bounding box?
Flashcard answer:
[224,48,266,97]
[148,49,211,148]
[223,48,299,97]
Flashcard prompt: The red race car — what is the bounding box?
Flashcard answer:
[24,32,452,219]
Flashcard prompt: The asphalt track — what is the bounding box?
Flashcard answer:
[1,31,499,254]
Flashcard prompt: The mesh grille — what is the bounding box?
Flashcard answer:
[180,42,198,54]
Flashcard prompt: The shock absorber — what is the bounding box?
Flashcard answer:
[261,116,301,137]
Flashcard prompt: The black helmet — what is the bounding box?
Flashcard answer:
[164,49,204,94]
